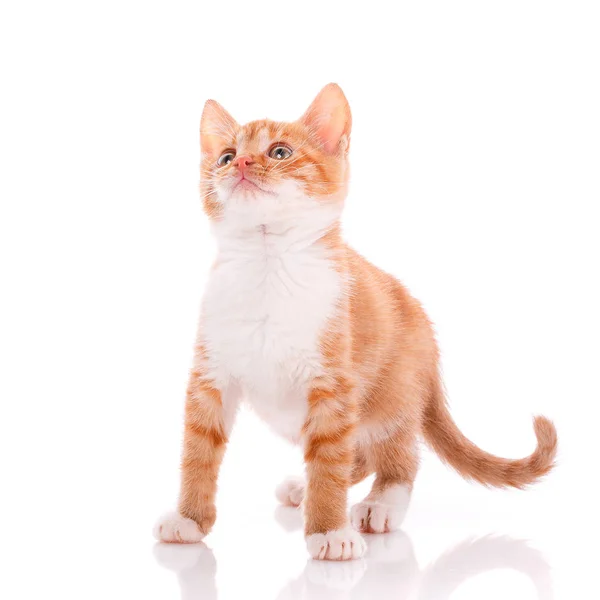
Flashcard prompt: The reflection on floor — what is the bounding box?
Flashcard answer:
[155,507,553,600]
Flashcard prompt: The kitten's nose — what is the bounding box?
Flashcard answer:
[234,155,254,171]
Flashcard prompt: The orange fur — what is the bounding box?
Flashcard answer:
[178,369,227,535]
[170,83,557,555]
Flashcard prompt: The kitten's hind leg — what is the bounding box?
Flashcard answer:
[351,430,417,534]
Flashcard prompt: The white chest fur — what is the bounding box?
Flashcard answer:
[199,216,343,442]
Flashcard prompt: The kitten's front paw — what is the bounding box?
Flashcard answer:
[275,476,305,507]
[306,527,366,561]
[153,512,205,544]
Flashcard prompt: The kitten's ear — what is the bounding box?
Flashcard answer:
[200,99,238,155]
[299,83,352,154]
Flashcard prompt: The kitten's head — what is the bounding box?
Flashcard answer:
[200,84,351,229]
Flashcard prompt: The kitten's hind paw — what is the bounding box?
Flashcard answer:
[153,512,205,544]
[275,476,305,507]
[351,484,411,534]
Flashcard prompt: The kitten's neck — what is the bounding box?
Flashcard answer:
[212,207,343,257]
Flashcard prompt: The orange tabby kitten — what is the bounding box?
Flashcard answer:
[154,84,557,560]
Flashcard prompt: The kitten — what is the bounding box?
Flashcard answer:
[154,84,557,560]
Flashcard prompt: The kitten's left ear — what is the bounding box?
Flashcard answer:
[299,83,352,154]
[200,99,239,155]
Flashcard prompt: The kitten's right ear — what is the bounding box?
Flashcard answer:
[200,100,238,155]
[299,83,352,154]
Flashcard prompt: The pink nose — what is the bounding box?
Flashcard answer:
[234,155,254,171]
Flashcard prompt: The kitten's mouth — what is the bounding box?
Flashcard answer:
[232,175,265,192]
[232,175,272,195]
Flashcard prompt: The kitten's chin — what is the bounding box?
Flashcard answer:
[213,192,342,233]
[211,179,344,232]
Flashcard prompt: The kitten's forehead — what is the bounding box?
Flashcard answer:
[234,120,300,154]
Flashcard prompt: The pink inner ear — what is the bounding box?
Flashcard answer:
[317,113,347,153]
[302,85,351,153]
[200,100,238,155]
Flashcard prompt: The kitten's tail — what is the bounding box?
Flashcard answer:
[422,379,557,488]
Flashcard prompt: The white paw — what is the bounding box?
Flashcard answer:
[275,476,305,507]
[153,512,205,544]
[351,484,411,533]
[306,527,366,561]
[351,502,404,533]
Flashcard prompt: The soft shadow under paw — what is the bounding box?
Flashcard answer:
[304,557,368,590]
[154,541,215,573]
[154,541,217,600]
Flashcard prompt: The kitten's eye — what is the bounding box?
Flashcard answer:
[217,150,236,167]
[268,144,293,160]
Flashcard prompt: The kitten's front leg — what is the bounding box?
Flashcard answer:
[303,379,366,561]
[155,369,230,543]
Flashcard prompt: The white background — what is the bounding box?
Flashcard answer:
[1,1,599,599]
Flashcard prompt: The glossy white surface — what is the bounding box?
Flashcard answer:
[1,1,598,598]
[2,404,598,600]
